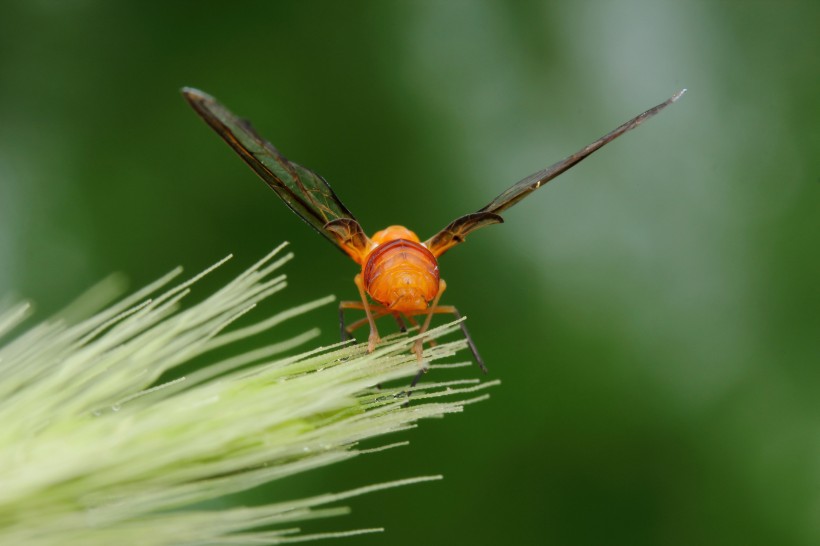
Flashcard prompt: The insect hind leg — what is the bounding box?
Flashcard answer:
[338,300,368,341]
[420,304,488,374]
[338,302,356,341]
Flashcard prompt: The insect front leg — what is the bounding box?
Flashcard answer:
[353,273,381,352]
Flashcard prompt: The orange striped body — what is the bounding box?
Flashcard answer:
[362,226,440,313]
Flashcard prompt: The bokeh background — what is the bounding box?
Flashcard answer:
[1,1,818,545]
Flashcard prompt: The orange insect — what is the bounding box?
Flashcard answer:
[182,87,684,381]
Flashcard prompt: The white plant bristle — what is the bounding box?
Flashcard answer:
[0,244,493,545]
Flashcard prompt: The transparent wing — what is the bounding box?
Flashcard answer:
[182,87,369,261]
[425,89,686,257]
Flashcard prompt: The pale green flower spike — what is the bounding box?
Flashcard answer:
[0,243,498,545]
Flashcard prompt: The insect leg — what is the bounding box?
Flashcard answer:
[402,287,445,406]
[338,302,354,341]
[340,301,392,340]
[400,362,429,408]
[354,273,381,352]
[425,304,487,374]
[392,312,407,333]
[343,314,379,335]
[339,300,369,341]
[344,314,369,334]
[402,283,449,407]
[403,314,438,349]
[413,279,447,361]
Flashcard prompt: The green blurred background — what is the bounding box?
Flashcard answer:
[1,1,818,544]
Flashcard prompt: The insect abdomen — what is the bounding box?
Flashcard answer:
[363,239,439,313]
